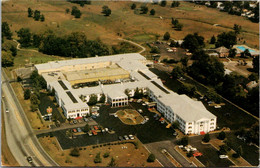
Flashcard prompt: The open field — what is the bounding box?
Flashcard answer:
[2,1,259,47]
[1,105,20,167]
[39,136,161,167]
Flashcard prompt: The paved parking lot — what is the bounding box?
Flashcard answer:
[188,135,234,167]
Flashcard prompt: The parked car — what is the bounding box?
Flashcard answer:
[124,135,129,140]
[142,103,146,106]
[173,132,178,136]
[73,120,77,124]
[138,109,143,113]
[129,135,134,140]
[219,155,228,159]
[144,116,149,121]
[77,128,82,132]
[27,156,33,163]
[118,136,124,141]
[88,132,93,136]
[84,118,88,122]
[73,129,77,133]
[6,108,9,113]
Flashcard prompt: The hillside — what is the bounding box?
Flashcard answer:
[2,0,259,48]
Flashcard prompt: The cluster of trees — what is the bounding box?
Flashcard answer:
[112,42,139,54]
[178,83,197,97]
[140,5,149,14]
[235,123,259,145]
[150,46,160,54]
[70,147,80,157]
[29,71,46,111]
[176,136,189,146]
[88,94,98,106]
[94,152,102,163]
[182,33,205,53]
[102,6,111,16]
[68,0,91,7]
[28,8,45,21]
[215,31,237,49]
[171,18,183,31]
[16,29,111,58]
[188,50,224,86]
[71,6,82,18]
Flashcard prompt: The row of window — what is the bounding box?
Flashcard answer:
[112,98,128,102]
[68,108,88,113]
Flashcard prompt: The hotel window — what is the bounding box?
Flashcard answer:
[77,110,80,112]
[189,122,192,125]
[211,119,214,121]
[210,127,214,129]
[210,123,214,125]
[188,126,192,129]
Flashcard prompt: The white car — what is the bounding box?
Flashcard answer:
[142,103,146,106]
[124,135,129,140]
[138,109,143,113]
[219,155,228,159]
[6,108,9,113]
[129,135,134,140]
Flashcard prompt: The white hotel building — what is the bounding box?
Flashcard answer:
[35,53,217,135]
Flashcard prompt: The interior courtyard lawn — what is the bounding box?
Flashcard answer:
[38,136,162,167]
[116,109,145,125]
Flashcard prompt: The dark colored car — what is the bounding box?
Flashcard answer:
[27,156,33,163]
[118,136,124,141]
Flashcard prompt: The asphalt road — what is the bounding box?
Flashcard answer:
[1,69,58,166]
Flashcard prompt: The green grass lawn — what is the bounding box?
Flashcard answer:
[130,34,157,43]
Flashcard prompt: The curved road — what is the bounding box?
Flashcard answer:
[1,69,58,166]
[118,38,146,54]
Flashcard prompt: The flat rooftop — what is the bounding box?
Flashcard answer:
[63,64,129,82]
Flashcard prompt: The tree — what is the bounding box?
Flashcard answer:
[17,28,31,47]
[94,152,102,163]
[233,24,242,35]
[147,153,155,162]
[163,32,170,41]
[217,131,226,140]
[248,73,258,82]
[33,10,41,21]
[134,87,143,99]
[28,7,33,17]
[2,51,14,67]
[65,8,70,14]
[2,22,13,40]
[236,146,243,157]
[71,6,82,18]
[150,9,155,15]
[242,49,251,58]
[178,83,197,97]
[215,31,237,49]
[171,66,183,79]
[180,56,188,67]
[70,147,80,157]
[171,18,179,26]
[160,0,167,7]
[177,137,188,146]
[252,57,259,73]
[210,35,216,44]
[17,76,22,82]
[88,94,98,106]
[175,23,183,31]
[150,46,160,54]
[103,152,110,158]
[10,45,17,56]
[171,1,180,8]
[98,94,106,103]
[102,6,111,16]
[182,33,205,53]
[228,48,237,58]
[30,93,40,105]
[131,3,136,10]
[172,121,179,129]
[24,89,31,100]
[202,133,210,142]
[207,89,221,103]
[40,14,45,22]
[84,123,90,132]
[140,5,148,14]
[107,157,116,167]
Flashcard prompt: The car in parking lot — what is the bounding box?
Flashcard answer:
[219,155,228,159]
[118,136,124,141]
[27,156,33,163]
[138,109,143,113]
[73,120,77,124]
[84,118,88,122]
[77,128,82,132]
[129,134,134,140]
[73,129,77,133]
[144,116,149,121]
[124,135,129,140]
[6,108,9,113]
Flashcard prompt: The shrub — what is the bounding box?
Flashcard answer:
[103,152,110,158]
[94,152,102,163]
[147,153,155,162]
[202,133,210,143]
[70,147,80,157]
[186,151,193,157]
[217,131,226,140]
